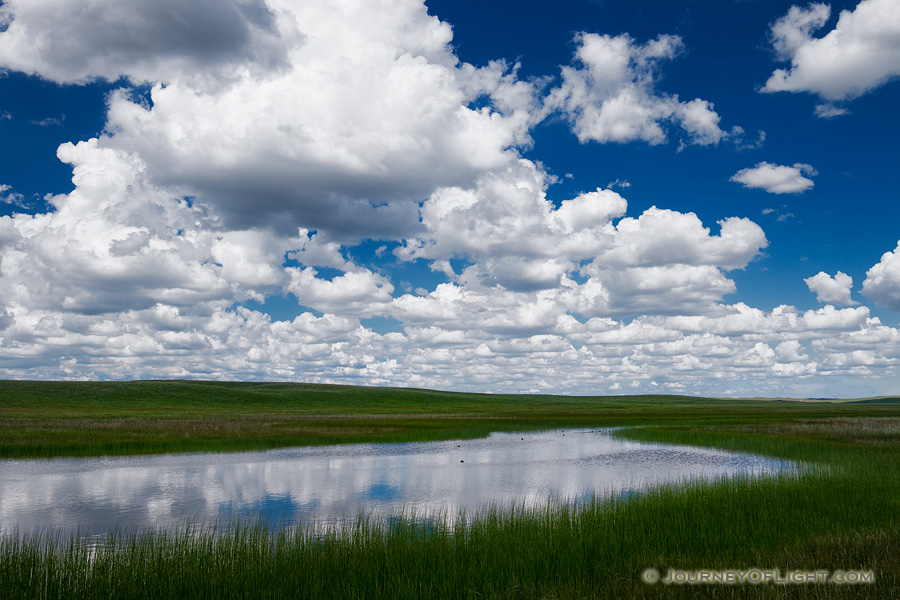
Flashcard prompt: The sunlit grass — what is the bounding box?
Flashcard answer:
[3,380,899,458]
[3,466,897,599]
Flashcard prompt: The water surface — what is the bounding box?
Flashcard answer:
[0,429,795,534]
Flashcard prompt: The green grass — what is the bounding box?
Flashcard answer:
[2,379,899,458]
[2,380,900,598]
[2,471,896,599]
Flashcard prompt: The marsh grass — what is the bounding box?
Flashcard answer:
[2,465,896,599]
[2,381,899,598]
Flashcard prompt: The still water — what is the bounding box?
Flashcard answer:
[0,429,796,534]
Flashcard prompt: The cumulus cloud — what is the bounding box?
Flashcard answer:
[0,139,309,316]
[730,162,816,194]
[1,264,897,395]
[762,0,900,109]
[1,0,538,239]
[549,33,732,146]
[286,267,394,318]
[99,4,538,238]
[395,159,767,320]
[401,161,766,276]
[0,0,293,86]
[0,0,897,396]
[805,271,858,305]
[598,208,766,271]
[862,241,900,311]
[660,303,872,340]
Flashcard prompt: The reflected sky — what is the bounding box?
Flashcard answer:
[0,429,796,535]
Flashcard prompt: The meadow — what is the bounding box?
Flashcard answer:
[1,380,899,598]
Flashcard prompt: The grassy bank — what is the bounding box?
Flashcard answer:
[1,381,899,598]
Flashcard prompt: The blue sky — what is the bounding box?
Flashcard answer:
[1,0,899,397]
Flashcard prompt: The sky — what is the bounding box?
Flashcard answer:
[0,0,899,397]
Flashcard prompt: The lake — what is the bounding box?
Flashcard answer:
[0,429,797,535]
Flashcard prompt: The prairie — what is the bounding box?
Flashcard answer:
[1,380,898,598]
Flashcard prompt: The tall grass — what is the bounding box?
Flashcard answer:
[2,466,897,599]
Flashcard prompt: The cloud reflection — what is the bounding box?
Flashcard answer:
[0,430,794,535]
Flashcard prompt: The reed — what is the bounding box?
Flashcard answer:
[2,453,897,598]
[3,473,896,599]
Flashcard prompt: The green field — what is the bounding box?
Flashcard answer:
[2,379,899,458]
[1,380,899,598]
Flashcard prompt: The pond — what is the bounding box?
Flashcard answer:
[0,429,797,535]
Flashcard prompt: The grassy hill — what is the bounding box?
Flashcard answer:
[2,379,898,458]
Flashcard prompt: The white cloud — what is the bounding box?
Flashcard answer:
[285,267,394,317]
[0,137,786,392]
[581,264,737,316]
[0,0,537,240]
[813,103,850,118]
[730,162,816,194]
[769,3,832,61]
[0,0,897,397]
[0,0,293,86]
[0,0,736,248]
[805,271,858,305]
[762,0,900,107]
[731,127,767,151]
[1,184,28,209]
[661,303,870,336]
[676,98,730,146]
[606,178,631,189]
[0,139,301,315]
[599,208,766,271]
[30,115,65,127]
[775,339,809,361]
[549,33,731,146]
[862,241,900,311]
[1,280,898,395]
[396,159,766,317]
